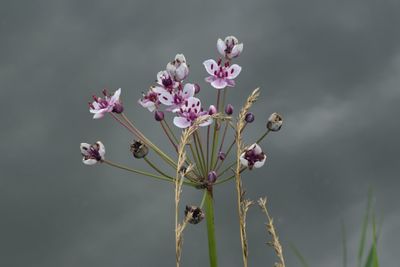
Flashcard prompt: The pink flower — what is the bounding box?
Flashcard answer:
[239,143,266,170]
[166,54,189,82]
[153,83,195,112]
[217,36,243,59]
[138,87,159,112]
[80,141,105,165]
[156,70,179,92]
[173,97,213,128]
[203,59,241,89]
[89,88,122,119]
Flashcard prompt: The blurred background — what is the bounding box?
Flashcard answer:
[1,0,399,266]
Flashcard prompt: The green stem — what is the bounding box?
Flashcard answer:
[256,130,270,144]
[205,189,218,267]
[102,159,194,186]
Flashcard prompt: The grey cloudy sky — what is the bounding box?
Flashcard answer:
[1,0,399,266]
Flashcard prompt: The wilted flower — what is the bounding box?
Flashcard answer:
[217,36,243,59]
[153,83,195,112]
[267,112,283,132]
[80,141,105,165]
[184,205,205,224]
[166,54,189,82]
[240,143,266,170]
[130,140,149,159]
[173,97,213,128]
[89,88,122,119]
[138,87,159,112]
[245,112,255,123]
[203,59,241,89]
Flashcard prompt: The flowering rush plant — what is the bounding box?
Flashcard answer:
[81,36,284,267]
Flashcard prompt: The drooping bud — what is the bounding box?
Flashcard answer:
[184,205,205,224]
[207,171,217,184]
[208,105,217,115]
[194,83,201,94]
[218,151,226,161]
[245,112,255,123]
[267,112,283,132]
[154,111,165,121]
[225,104,234,115]
[130,140,149,159]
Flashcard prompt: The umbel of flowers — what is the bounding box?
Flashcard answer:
[80,36,283,267]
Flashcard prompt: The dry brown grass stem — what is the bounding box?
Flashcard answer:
[257,197,286,267]
[174,113,230,267]
[235,88,261,267]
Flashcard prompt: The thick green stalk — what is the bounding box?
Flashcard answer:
[205,189,218,267]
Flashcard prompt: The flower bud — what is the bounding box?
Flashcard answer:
[218,151,226,161]
[208,105,217,115]
[154,111,165,121]
[130,140,149,159]
[267,112,283,131]
[207,171,217,184]
[245,112,255,123]
[225,104,234,115]
[194,83,201,94]
[184,205,205,224]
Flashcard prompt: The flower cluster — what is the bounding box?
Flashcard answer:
[80,35,285,267]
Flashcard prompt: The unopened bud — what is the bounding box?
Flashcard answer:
[245,112,255,123]
[225,104,234,115]
[208,105,217,115]
[184,205,205,224]
[207,171,217,184]
[218,151,226,161]
[130,140,149,159]
[154,111,165,121]
[267,112,283,131]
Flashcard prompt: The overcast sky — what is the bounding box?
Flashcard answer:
[1,0,399,266]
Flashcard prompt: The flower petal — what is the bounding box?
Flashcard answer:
[173,116,191,128]
[203,59,218,76]
[199,117,213,127]
[205,76,215,83]
[254,155,266,168]
[110,88,121,104]
[93,112,105,119]
[226,79,236,87]
[239,152,248,167]
[182,83,195,98]
[227,64,242,79]
[230,43,243,58]
[156,90,174,105]
[217,38,226,56]
[96,141,105,158]
[252,143,262,154]
[80,143,91,155]
[138,99,156,112]
[83,158,98,165]
[183,97,201,113]
[211,78,228,89]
